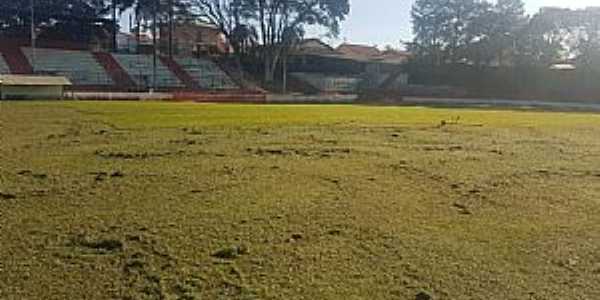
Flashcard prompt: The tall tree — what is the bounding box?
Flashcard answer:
[0,0,116,43]
[191,0,349,84]
[128,0,190,54]
[245,0,349,83]
[410,0,480,65]
[489,0,526,65]
[189,0,256,56]
[409,0,447,66]
[512,11,563,66]
[464,0,527,66]
[443,0,480,63]
[572,9,600,71]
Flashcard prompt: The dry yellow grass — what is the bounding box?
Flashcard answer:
[1,101,600,299]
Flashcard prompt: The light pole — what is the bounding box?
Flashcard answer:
[152,0,158,92]
[168,0,173,59]
[30,0,36,74]
[112,0,118,52]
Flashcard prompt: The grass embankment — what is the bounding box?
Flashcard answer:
[1,101,600,299]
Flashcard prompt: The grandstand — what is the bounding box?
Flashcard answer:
[0,55,9,74]
[0,40,241,92]
[112,53,184,88]
[0,38,406,98]
[291,72,361,93]
[1,43,401,98]
[22,48,113,86]
[176,57,238,90]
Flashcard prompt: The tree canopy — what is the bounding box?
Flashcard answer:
[410,0,600,68]
[410,0,529,66]
[189,0,349,82]
[0,0,110,32]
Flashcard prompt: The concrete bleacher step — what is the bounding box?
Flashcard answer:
[93,52,136,88]
[175,57,238,90]
[213,59,265,92]
[173,91,265,103]
[0,46,32,74]
[378,68,409,89]
[0,55,10,74]
[159,56,198,89]
[284,74,321,94]
[112,53,184,88]
[22,47,113,85]
[0,45,243,91]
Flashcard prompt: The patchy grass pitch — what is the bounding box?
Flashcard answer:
[1,101,600,299]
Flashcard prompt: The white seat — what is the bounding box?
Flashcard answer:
[112,54,183,88]
[0,55,10,74]
[22,48,113,85]
[175,57,238,90]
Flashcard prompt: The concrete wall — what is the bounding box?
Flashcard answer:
[290,73,361,93]
[267,94,358,104]
[0,85,64,100]
[68,91,173,101]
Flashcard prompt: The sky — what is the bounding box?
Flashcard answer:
[321,0,600,49]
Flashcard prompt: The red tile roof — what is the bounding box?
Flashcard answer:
[336,43,381,59]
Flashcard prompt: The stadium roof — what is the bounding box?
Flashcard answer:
[292,38,337,56]
[0,75,72,86]
[336,43,381,59]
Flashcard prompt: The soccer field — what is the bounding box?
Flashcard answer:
[2,101,600,299]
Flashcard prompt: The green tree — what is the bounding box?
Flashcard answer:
[443,0,481,63]
[465,0,527,66]
[0,0,116,43]
[489,0,526,65]
[189,0,256,56]
[410,0,480,65]
[573,9,600,71]
[189,0,349,84]
[513,9,565,66]
[246,0,349,83]
[409,0,449,66]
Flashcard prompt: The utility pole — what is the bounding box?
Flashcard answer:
[30,0,36,74]
[135,6,140,54]
[128,14,133,52]
[168,0,173,59]
[112,0,118,52]
[282,51,287,94]
[152,0,158,91]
